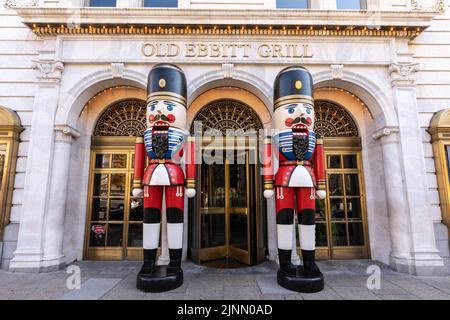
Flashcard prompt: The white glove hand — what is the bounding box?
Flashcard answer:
[316,190,326,200]
[132,188,143,197]
[186,188,196,198]
[264,189,275,199]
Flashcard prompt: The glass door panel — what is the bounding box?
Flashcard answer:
[199,149,252,265]
[86,150,144,260]
[201,163,226,250]
[228,151,251,264]
[313,151,369,260]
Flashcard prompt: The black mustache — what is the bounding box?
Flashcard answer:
[153,114,170,122]
[291,117,309,125]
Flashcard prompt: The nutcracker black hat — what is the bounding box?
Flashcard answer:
[273,66,314,110]
[147,63,187,107]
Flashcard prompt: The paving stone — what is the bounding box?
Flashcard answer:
[300,285,344,300]
[224,286,263,300]
[142,292,187,300]
[0,260,449,300]
[331,286,382,300]
[323,274,362,287]
[416,277,450,295]
[256,275,298,295]
[59,278,122,300]
[377,294,420,300]
[261,294,303,300]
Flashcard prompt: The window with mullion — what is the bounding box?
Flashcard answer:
[89,0,117,7]
[336,0,367,10]
[143,0,178,7]
[276,0,310,9]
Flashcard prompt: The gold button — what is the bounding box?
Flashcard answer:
[159,78,166,88]
[295,80,302,90]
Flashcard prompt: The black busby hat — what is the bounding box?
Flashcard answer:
[147,63,187,107]
[273,66,314,110]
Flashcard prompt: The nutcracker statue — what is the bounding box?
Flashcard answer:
[133,64,196,292]
[263,66,326,293]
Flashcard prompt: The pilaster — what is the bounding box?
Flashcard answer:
[378,52,445,275]
[9,41,65,272]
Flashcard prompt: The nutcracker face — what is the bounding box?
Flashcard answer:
[273,102,315,132]
[146,99,187,131]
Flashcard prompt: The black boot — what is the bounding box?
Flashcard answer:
[167,249,182,274]
[278,249,297,276]
[139,249,157,275]
[301,250,322,278]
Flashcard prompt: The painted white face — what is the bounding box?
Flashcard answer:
[273,103,315,132]
[147,99,187,130]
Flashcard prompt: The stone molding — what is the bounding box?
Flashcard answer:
[222,63,234,79]
[54,125,80,143]
[12,7,438,31]
[389,62,419,87]
[111,62,124,79]
[330,64,344,79]
[411,0,446,13]
[32,60,64,83]
[372,126,400,140]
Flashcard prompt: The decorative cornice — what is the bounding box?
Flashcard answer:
[54,125,80,143]
[4,0,37,8]
[389,62,419,87]
[411,0,445,14]
[372,126,400,140]
[9,8,438,39]
[32,60,64,83]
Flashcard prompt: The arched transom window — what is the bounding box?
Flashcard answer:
[190,99,264,135]
[94,99,146,137]
[314,100,359,138]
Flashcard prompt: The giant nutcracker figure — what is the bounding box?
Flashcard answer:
[132,64,196,292]
[263,66,326,293]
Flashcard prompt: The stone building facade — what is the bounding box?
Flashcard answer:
[0,0,449,275]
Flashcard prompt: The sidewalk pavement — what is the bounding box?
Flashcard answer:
[1,260,450,300]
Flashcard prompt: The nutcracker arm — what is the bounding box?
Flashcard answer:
[262,136,275,192]
[313,136,326,191]
[133,136,145,191]
[185,136,196,196]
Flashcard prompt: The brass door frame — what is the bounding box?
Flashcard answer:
[304,137,370,260]
[84,139,144,260]
[192,137,260,265]
[0,111,22,241]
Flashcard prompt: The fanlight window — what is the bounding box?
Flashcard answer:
[314,100,359,138]
[94,99,147,137]
[191,99,264,135]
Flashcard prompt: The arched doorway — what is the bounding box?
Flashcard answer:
[311,100,370,260]
[84,98,147,260]
[188,98,266,266]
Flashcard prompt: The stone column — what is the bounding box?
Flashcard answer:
[41,125,80,269]
[374,60,444,275]
[9,54,64,272]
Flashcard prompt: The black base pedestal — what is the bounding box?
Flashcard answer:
[277,267,324,293]
[136,265,183,293]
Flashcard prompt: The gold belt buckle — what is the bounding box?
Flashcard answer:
[158,159,165,164]
[297,161,304,165]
